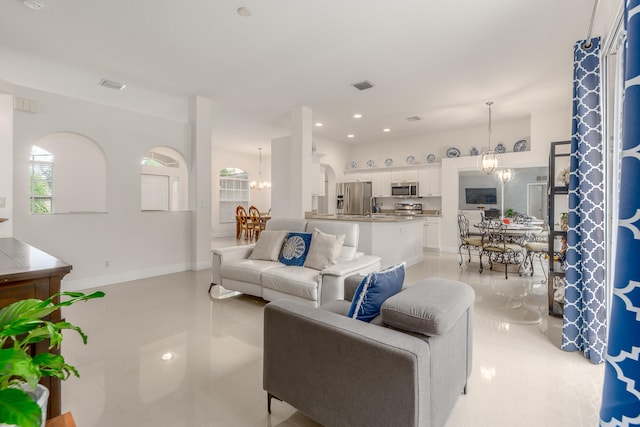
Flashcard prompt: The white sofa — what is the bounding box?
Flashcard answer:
[211,219,382,307]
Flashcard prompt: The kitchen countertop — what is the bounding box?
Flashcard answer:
[304,213,436,222]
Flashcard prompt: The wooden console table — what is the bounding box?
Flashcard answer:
[0,238,73,419]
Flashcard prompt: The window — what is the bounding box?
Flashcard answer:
[29,132,107,214]
[29,146,54,214]
[141,147,189,211]
[219,168,249,223]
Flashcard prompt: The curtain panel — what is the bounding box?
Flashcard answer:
[600,1,640,424]
[562,36,607,364]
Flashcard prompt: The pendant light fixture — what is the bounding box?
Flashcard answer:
[478,101,498,175]
[249,148,271,190]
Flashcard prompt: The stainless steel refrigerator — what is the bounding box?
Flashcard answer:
[336,182,372,215]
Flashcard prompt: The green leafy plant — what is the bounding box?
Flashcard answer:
[0,291,104,427]
[505,208,515,218]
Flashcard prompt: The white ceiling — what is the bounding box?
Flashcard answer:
[0,0,611,153]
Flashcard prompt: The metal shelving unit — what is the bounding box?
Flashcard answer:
[548,140,571,317]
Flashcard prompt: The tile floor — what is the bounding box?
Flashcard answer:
[60,248,604,427]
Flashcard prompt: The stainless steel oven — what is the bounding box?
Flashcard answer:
[391,181,418,197]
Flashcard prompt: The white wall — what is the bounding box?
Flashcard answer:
[12,86,193,290]
[0,94,13,237]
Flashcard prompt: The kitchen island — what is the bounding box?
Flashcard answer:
[305,213,424,268]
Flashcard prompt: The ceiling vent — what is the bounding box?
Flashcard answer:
[99,79,126,91]
[351,80,374,91]
[22,0,46,10]
[405,116,422,122]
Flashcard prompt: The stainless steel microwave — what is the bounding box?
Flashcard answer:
[391,181,418,197]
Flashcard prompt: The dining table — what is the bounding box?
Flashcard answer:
[236,213,271,240]
[474,222,543,237]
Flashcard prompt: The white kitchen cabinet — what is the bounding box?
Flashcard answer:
[418,166,442,197]
[391,169,419,183]
[372,172,391,196]
[423,217,441,250]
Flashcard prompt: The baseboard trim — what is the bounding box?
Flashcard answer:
[62,263,192,291]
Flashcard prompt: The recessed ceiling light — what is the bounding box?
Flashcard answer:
[353,113,362,119]
[315,122,323,127]
[161,352,174,361]
[23,0,45,10]
[383,128,391,132]
[237,7,252,17]
[347,134,355,138]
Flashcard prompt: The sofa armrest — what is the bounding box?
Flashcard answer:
[318,255,381,303]
[211,244,256,286]
[320,255,381,277]
[263,299,430,427]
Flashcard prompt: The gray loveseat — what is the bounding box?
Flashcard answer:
[211,219,381,307]
[263,275,475,427]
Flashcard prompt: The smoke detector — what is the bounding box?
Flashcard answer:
[23,0,46,10]
[98,79,127,91]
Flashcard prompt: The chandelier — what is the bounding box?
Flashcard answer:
[249,148,271,190]
[477,101,498,175]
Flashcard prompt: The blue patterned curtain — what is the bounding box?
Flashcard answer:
[600,1,640,424]
[562,36,607,364]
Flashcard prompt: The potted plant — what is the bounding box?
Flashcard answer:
[0,290,104,427]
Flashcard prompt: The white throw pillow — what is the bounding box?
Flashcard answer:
[248,230,288,261]
[304,228,345,270]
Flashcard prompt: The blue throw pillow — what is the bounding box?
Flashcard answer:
[348,263,405,322]
[279,232,313,266]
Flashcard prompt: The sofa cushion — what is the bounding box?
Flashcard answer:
[347,263,405,322]
[304,228,345,270]
[381,278,475,336]
[279,232,313,266]
[248,230,288,261]
[262,266,320,301]
[306,220,359,261]
[220,259,282,285]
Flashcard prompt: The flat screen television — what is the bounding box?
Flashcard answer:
[465,188,497,204]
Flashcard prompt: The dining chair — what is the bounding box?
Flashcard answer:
[523,225,549,281]
[481,220,526,279]
[249,205,266,240]
[236,205,252,240]
[457,214,484,270]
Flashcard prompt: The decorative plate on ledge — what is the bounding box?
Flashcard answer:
[426,154,436,163]
[348,161,358,169]
[495,143,506,154]
[446,147,461,158]
[366,160,376,168]
[513,139,528,152]
[385,158,393,167]
[406,155,416,164]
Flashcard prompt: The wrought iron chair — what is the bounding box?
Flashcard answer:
[457,214,484,270]
[480,220,526,279]
[523,225,549,281]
